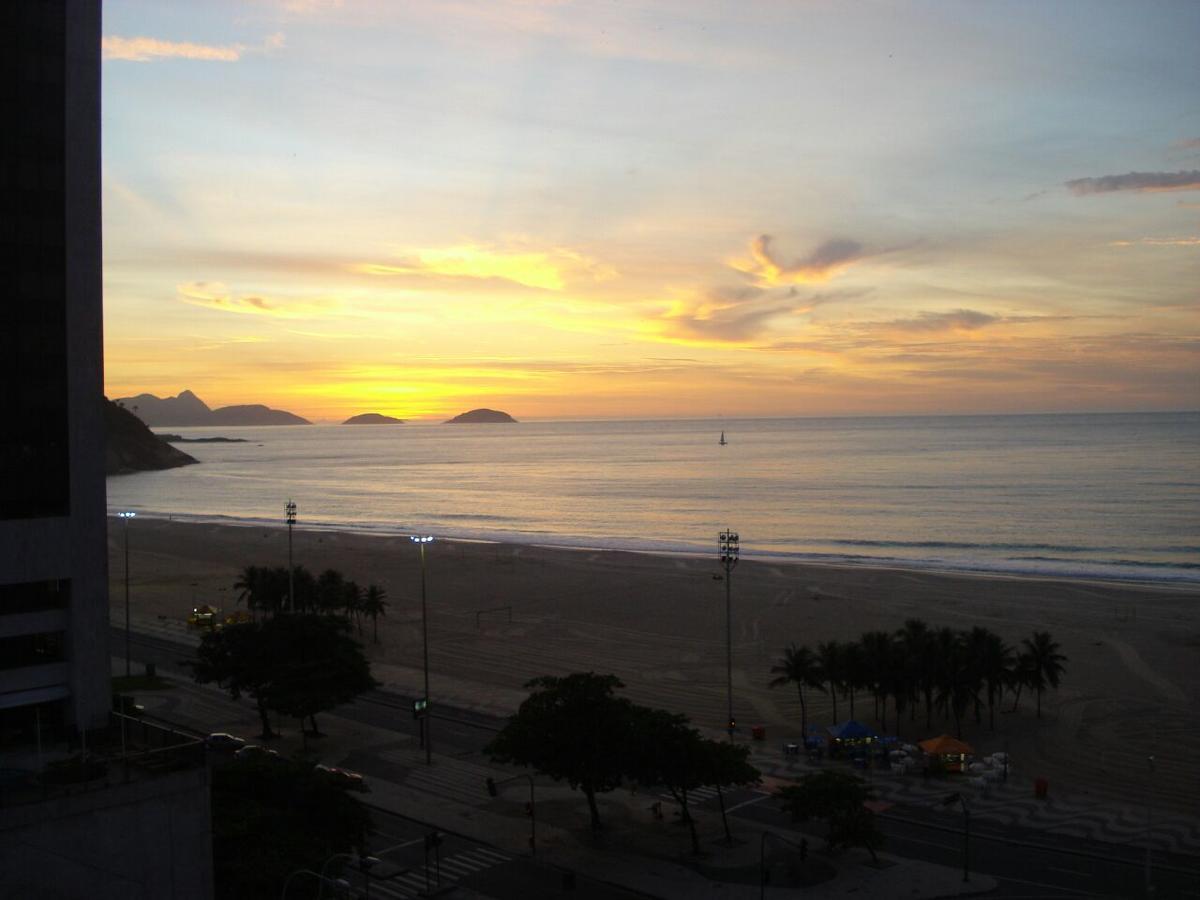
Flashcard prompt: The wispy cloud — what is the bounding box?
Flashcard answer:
[102,33,285,63]
[354,242,616,292]
[882,309,997,333]
[1065,170,1200,195]
[1110,236,1200,247]
[178,282,339,318]
[731,235,868,287]
[1169,138,1200,152]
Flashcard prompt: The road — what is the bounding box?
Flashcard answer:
[118,626,1200,898]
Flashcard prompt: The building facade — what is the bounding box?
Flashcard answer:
[1,0,109,740]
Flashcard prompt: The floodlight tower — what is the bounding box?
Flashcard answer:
[118,511,136,677]
[411,534,435,765]
[718,529,740,739]
[285,500,297,611]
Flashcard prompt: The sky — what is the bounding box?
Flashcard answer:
[101,0,1200,422]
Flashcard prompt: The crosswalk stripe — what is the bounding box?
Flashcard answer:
[468,847,511,863]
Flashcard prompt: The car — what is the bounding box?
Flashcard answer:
[313,763,366,791]
[204,733,246,752]
[234,744,281,762]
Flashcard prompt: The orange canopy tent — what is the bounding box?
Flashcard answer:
[918,734,973,755]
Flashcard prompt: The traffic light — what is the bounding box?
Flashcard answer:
[412,697,429,719]
[424,830,443,851]
[524,802,533,817]
[485,777,497,797]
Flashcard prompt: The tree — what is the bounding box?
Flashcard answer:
[859,631,895,731]
[1021,631,1067,719]
[775,769,883,862]
[191,620,280,738]
[362,584,388,643]
[317,568,347,613]
[265,614,380,736]
[815,641,843,724]
[840,640,864,720]
[190,614,378,739]
[705,739,761,846]
[978,629,1014,730]
[485,673,634,831]
[934,636,977,739]
[769,643,825,739]
[626,707,711,855]
[211,755,372,899]
[896,618,933,728]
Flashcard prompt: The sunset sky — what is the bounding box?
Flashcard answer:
[101,0,1199,422]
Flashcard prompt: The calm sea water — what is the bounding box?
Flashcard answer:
[106,412,1200,584]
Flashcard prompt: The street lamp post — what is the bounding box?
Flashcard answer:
[118,511,136,677]
[718,529,739,738]
[411,535,434,765]
[943,792,970,882]
[285,501,296,611]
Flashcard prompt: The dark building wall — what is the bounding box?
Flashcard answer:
[0,0,108,731]
[0,768,214,900]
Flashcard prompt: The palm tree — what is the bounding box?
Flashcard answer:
[978,629,1015,730]
[929,626,959,728]
[840,640,864,720]
[769,643,826,739]
[815,641,843,723]
[316,568,346,614]
[363,584,388,643]
[895,619,933,726]
[859,631,894,732]
[234,565,264,616]
[1021,631,1068,719]
[343,580,365,634]
[934,635,978,739]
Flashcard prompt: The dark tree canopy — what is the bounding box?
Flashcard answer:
[485,672,635,831]
[191,613,378,738]
[776,770,884,863]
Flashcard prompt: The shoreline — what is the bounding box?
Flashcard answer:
[104,509,1200,589]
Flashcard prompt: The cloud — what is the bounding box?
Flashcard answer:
[731,235,868,287]
[102,32,285,62]
[178,282,339,318]
[882,309,998,333]
[1110,236,1200,247]
[1170,138,1200,152]
[354,242,616,292]
[1065,170,1200,195]
[650,285,867,346]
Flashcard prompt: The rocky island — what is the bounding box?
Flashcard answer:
[114,389,310,426]
[105,398,197,475]
[445,408,517,424]
[343,413,405,425]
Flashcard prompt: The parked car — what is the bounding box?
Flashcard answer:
[204,733,246,752]
[234,744,281,762]
[313,763,366,791]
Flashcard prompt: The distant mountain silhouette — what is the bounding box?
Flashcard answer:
[104,398,197,475]
[343,413,406,425]
[114,390,310,426]
[445,408,517,424]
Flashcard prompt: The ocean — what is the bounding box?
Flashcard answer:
[106,412,1200,585]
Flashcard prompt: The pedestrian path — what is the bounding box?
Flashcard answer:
[368,847,512,898]
[757,754,1200,854]
[374,745,503,807]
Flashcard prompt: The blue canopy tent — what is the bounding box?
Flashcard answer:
[826,720,879,741]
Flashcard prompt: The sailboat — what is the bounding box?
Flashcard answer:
[719,430,727,446]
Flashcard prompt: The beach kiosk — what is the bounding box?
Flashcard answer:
[826,720,879,762]
[918,734,973,773]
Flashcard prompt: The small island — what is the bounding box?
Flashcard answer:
[342,413,406,425]
[445,408,517,424]
[156,434,249,443]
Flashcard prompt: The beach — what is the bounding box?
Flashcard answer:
[108,517,1200,816]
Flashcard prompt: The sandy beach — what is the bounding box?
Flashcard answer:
[107,517,1200,816]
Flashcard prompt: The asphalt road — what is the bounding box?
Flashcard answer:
[118,626,1200,899]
